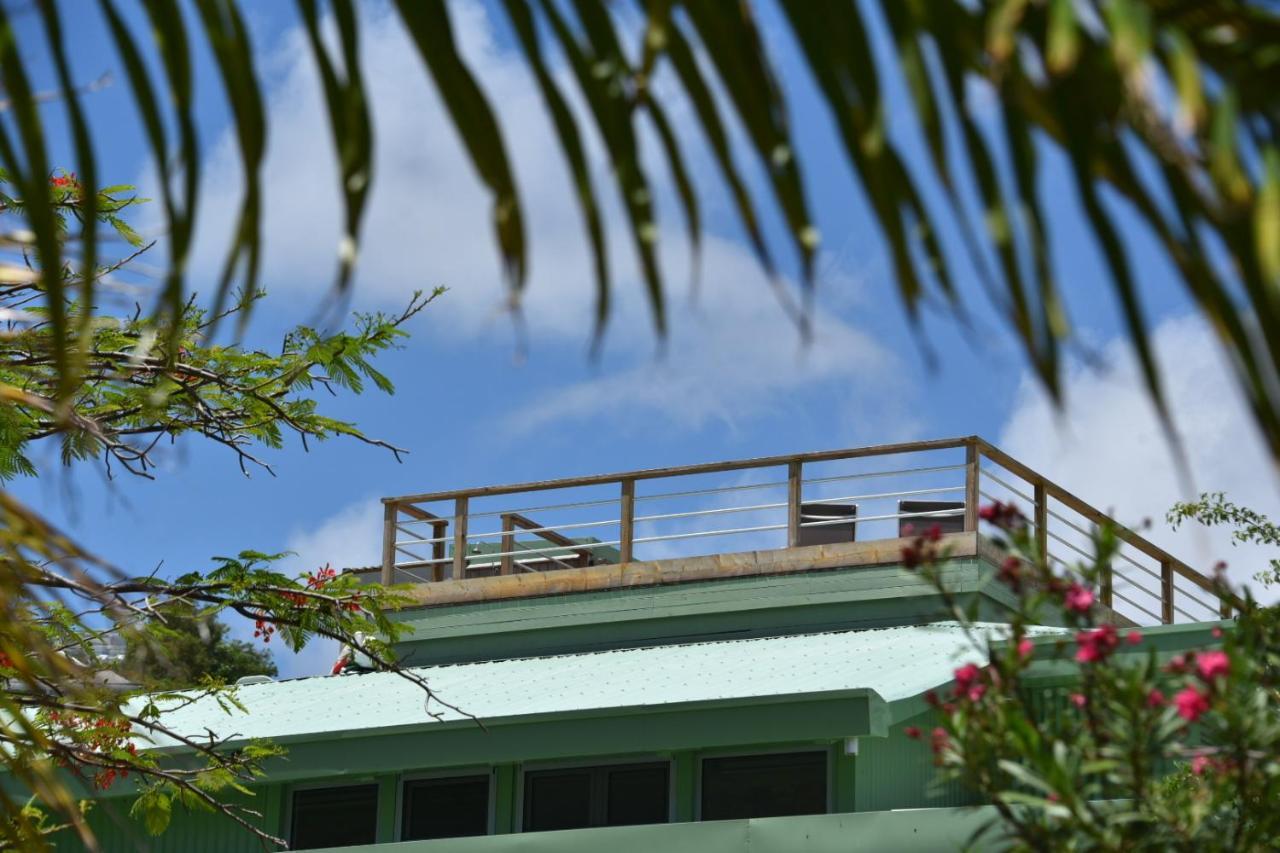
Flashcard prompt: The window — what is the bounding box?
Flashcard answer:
[290,784,379,850]
[523,762,669,832]
[401,775,491,840]
[700,751,827,821]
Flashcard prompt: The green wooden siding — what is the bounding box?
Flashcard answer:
[55,787,275,852]
[390,559,1021,665]
[58,728,986,851]
[854,711,980,812]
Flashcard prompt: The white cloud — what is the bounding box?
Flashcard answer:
[998,315,1280,600]
[185,4,906,433]
[262,498,383,678]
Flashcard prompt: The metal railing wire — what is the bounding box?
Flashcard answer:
[376,436,1230,625]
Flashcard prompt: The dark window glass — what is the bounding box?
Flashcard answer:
[605,766,669,826]
[524,763,668,832]
[290,784,378,850]
[402,775,490,840]
[701,752,827,821]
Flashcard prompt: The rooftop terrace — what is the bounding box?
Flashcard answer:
[374,436,1229,626]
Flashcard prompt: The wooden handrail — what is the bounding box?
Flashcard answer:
[382,504,448,583]
[974,438,1238,617]
[379,435,1235,623]
[381,436,974,506]
[503,512,594,567]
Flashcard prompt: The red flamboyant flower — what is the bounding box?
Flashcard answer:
[1075,625,1119,664]
[1126,630,1142,645]
[923,523,942,543]
[253,618,276,643]
[1063,583,1094,614]
[1017,638,1034,660]
[1146,689,1165,708]
[904,726,921,739]
[1191,755,1212,776]
[1174,686,1211,722]
[1196,650,1229,682]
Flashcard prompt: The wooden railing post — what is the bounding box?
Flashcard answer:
[430,519,447,582]
[787,461,802,547]
[452,496,469,580]
[1033,482,1048,561]
[1161,560,1174,624]
[964,443,979,531]
[619,479,635,563]
[380,502,397,585]
[500,513,516,576]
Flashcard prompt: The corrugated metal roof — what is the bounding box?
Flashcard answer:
[133,622,1064,747]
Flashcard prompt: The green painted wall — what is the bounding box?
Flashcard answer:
[854,710,979,812]
[53,786,276,852]
[391,559,1021,665]
[64,728,985,851]
[236,808,1009,853]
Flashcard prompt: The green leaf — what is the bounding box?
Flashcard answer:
[1257,147,1280,287]
[395,0,525,294]
[105,214,144,248]
[129,789,172,836]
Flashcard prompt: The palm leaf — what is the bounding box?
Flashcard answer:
[2,0,1280,458]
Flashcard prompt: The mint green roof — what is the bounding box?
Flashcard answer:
[134,622,1064,749]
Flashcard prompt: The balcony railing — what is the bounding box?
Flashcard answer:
[379,436,1230,625]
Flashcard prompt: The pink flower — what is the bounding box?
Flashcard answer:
[1017,638,1034,660]
[978,502,1024,530]
[1063,583,1094,614]
[930,727,950,756]
[954,663,981,688]
[1146,689,1165,708]
[966,683,987,702]
[1126,631,1142,645]
[1070,693,1087,708]
[904,726,921,739]
[1196,650,1229,682]
[1075,625,1119,664]
[1191,755,1211,776]
[998,556,1022,589]
[923,523,943,543]
[1174,686,1210,722]
[900,544,922,569]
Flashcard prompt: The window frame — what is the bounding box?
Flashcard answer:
[284,778,383,850]
[517,755,674,832]
[694,745,833,822]
[394,766,496,842]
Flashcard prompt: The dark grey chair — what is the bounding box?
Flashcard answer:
[798,502,858,546]
[897,500,965,537]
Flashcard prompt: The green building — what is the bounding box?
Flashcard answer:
[64,437,1228,851]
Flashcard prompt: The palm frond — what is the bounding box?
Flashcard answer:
[2,0,1279,455]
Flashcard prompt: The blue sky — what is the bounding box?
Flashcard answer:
[12,2,1276,675]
